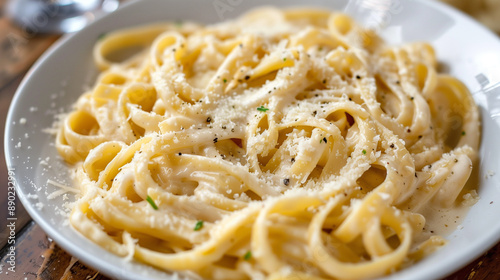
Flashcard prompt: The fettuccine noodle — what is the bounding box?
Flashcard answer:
[56,7,480,279]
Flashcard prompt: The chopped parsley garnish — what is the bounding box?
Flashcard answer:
[462,131,466,136]
[223,78,227,83]
[244,251,252,260]
[283,58,287,61]
[362,149,367,155]
[146,195,158,210]
[257,106,269,112]
[194,220,204,231]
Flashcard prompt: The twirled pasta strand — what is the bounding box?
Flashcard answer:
[56,7,480,280]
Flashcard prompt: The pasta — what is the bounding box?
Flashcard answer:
[55,7,480,279]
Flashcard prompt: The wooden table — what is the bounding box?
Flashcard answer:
[0,2,499,280]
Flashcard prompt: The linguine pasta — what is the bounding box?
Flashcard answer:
[55,7,480,279]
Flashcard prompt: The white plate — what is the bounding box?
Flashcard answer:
[5,0,500,279]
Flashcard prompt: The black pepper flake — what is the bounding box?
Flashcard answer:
[313,110,317,116]
[407,128,411,133]
[283,178,290,186]
[396,81,400,84]
[245,75,250,80]
[415,173,418,178]
[454,159,458,163]
[418,135,422,139]
[322,137,327,143]
[178,152,182,156]
[390,143,395,148]
[206,117,212,123]
[411,97,414,100]
[322,79,326,84]
[349,97,352,101]
[356,75,361,79]
[213,138,218,143]
[222,126,227,129]
[291,158,295,163]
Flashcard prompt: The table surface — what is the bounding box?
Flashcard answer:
[0,1,500,279]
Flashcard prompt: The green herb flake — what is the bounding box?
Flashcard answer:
[362,149,367,155]
[194,220,204,231]
[257,106,269,112]
[244,251,252,260]
[223,78,227,83]
[462,131,466,136]
[146,195,158,210]
[283,58,287,61]
[98,33,106,40]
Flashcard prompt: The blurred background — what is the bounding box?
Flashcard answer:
[442,0,500,34]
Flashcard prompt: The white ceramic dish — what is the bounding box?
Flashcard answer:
[5,0,500,279]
